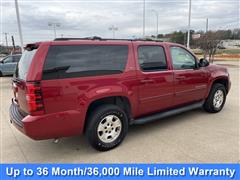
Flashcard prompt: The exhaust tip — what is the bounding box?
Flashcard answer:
[53,138,60,144]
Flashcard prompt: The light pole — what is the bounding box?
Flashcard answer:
[206,18,209,33]
[143,0,146,37]
[11,36,16,51]
[48,22,61,39]
[151,9,159,37]
[108,25,118,39]
[14,0,24,52]
[187,0,192,49]
[3,33,8,50]
[181,29,187,46]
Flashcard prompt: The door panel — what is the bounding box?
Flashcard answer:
[5,62,17,74]
[138,71,174,115]
[1,56,12,74]
[1,56,16,74]
[135,44,174,116]
[169,46,209,106]
[174,69,208,105]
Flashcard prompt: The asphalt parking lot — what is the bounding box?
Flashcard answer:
[0,61,239,163]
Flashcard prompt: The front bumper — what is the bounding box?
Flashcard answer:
[9,102,85,140]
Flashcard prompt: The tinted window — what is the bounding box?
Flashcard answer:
[15,50,37,80]
[43,45,128,80]
[12,55,21,62]
[138,45,167,71]
[170,47,196,70]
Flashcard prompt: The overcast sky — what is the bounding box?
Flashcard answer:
[1,0,239,46]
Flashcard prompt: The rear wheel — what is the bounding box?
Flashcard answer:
[86,104,128,151]
[203,83,226,113]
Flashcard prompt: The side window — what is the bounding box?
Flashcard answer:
[138,45,167,72]
[12,55,21,62]
[3,56,13,63]
[43,45,128,80]
[170,47,196,70]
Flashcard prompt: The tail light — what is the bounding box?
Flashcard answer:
[26,82,44,115]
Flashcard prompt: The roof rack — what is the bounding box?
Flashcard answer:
[54,36,102,41]
[54,36,163,42]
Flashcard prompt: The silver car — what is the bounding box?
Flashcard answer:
[0,54,21,76]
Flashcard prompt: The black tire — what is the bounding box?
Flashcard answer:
[203,83,227,113]
[0,71,2,77]
[86,104,128,151]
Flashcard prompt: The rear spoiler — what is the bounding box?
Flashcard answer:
[24,43,40,51]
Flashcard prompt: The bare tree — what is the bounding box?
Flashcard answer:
[195,30,226,63]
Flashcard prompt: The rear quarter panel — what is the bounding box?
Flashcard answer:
[38,42,138,136]
[26,42,50,81]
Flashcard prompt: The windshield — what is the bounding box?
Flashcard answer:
[15,49,37,80]
[1,56,11,63]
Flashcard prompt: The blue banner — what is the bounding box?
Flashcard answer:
[0,164,239,179]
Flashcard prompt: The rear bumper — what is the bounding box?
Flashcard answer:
[9,102,85,140]
[9,102,26,133]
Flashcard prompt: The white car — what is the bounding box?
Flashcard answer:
[0,54,21,76]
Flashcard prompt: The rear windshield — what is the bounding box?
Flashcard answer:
[15,49,37,80]
[42,45,128,80]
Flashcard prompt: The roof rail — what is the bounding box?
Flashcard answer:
[54,36,163,42]
[54,36,102,41]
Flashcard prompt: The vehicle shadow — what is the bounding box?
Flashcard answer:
[25,108,206,163]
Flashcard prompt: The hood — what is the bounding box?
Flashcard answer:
[205,64,228,74]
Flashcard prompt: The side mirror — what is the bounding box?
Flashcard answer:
[198,58,209,67]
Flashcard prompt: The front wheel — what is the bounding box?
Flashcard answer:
[203,83,226,113]
[86,104,128,151]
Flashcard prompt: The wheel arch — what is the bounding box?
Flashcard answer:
[83,95,132,133]
[206,77,229,98]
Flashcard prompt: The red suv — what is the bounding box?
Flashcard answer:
[10,38,231,151]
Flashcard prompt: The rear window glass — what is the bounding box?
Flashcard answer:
[15,50,37,80]
[138,45,167,71]
[42,45,128,80]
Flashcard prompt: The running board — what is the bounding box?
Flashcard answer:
[131,101,204,125]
